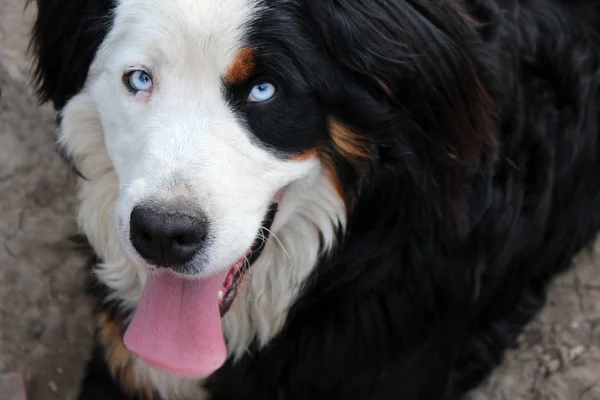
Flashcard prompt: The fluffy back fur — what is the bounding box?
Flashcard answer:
[29,0,600,399]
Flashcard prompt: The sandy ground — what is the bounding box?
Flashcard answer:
[1,2,599,400]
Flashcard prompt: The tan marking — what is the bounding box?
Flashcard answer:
[98,312,155,399]
[290,149,318,162]
[328,120,370,162]
[322,120,372,210]
[224,48,255,85]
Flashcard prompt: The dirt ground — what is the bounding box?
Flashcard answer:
[1,2,599,400]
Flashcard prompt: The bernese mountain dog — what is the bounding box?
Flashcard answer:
[28,0,600,399]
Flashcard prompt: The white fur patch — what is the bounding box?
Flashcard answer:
[223,165,345,358]
[58,0,346,398]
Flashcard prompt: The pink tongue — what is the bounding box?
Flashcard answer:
[123,270,228,378]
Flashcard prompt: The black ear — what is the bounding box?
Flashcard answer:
[304,0,497,217]
[28,0,117,109]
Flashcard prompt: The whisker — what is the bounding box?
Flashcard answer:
[260,227,290,259]
[230,254,251,289]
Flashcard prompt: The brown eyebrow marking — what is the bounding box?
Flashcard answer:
[224,48,256,85]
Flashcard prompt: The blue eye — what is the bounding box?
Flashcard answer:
[127,70,153,92]
[248,82,276,103]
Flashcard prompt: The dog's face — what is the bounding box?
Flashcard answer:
[87,0,331,277]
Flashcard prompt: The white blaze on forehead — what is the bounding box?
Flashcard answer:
[93,0,261,77]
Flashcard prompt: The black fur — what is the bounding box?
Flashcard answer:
[78,345,129,400]
[28,0,117,108]
[29,0,600,399]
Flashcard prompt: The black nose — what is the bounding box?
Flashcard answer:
[129,204,209,268]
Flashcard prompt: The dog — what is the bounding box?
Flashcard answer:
[28,0,600,399]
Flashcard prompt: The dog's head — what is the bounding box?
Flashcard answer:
[31,0,494,380]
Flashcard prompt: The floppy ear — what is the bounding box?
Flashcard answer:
[305,0,497,217]
[28,0,117,109]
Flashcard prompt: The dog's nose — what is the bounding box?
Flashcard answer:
[129,204,209,267]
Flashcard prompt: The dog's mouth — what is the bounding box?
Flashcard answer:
[218,202,278,316]
[123,200,279,379]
